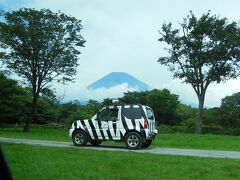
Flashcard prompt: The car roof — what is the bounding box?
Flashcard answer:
[106,104,148,109]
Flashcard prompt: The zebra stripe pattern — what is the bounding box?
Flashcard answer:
[73,105,149,141]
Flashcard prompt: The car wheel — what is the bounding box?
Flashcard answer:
[72,130,88,146]
[125,132,142,150]
[142,140,152,148]
[89,139,102,146]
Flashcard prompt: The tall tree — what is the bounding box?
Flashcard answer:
[220,92,240,128]
[158,11,240,133]
[0,8,85,131]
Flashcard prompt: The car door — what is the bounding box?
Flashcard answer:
[107,107,120,140]
[97,107,119,140]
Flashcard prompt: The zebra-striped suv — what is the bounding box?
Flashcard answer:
[69,104,158,149]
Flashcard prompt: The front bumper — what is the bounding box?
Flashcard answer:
[69,128,74,138]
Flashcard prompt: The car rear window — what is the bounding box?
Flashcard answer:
[122,107,143,119]
[146,108,154,120]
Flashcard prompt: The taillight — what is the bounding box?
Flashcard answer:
[144,118,148,129]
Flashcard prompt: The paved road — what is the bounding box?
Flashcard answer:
[1,137,240,159]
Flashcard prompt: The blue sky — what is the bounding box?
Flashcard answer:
[1,0,240,107]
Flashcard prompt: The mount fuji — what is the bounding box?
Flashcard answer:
[87,72,150,91]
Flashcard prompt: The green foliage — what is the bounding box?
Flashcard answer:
[180,117,196,133]
[0,73,31,124]
[0,74,60,125]
[203,108,222,126]
[119,91,148,104]
[85,99,101,113]
[221,92,240,109]
[65,106,95,126]
[176,104,196,122]
[22,87,60,124]
[57,101,79,123]
[202,125,225,135]
[35,97,58,124]
[102,98,115,106]
[220,92,240,128]
[146,89,179,125]
[59,99,100,126]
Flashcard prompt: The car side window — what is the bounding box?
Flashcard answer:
[98,108,118,121]
[122,107,143,119]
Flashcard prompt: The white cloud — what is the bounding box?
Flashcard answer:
[59,83,138,102]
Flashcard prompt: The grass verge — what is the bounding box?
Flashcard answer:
[2,143,240,180]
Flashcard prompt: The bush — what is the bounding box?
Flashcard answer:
[225,128,240,136]
[202,125,225,135]
[179,117,195,133]
[157,125,175,133]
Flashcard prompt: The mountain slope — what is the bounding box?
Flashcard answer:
[87,72,150,91]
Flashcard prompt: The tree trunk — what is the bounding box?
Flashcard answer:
[23,115,31,132]
[196,96,204,134]
[23,93,38,132]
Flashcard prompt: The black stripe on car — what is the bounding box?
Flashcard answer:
[81,120,90,136]
[106,130,112,140]
[121,113,129,132]
[88,120,98,140]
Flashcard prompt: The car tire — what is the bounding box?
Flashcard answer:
[125,132,143,150]
[89,139,102,146]
[142,140,152,148]
[72,130,88,146]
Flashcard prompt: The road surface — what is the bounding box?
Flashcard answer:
[1,137,240,159]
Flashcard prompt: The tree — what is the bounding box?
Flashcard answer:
[146,89,179,125]
[158,11,240,133]
[119,91,148,105]
[220,92,240,128]
[57,101,79,123]
[0,73,31,125]
[102,98,114,106]
[33,88,59,124]
[86,99,101,113]
[0,8,85,131]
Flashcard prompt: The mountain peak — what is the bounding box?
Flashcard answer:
[87,72,150,91]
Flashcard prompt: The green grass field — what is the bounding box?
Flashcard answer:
[2,143,240,180]
[0,125,69,141]
[1,125,240,151]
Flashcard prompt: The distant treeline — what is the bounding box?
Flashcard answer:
[0,72,240,135]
